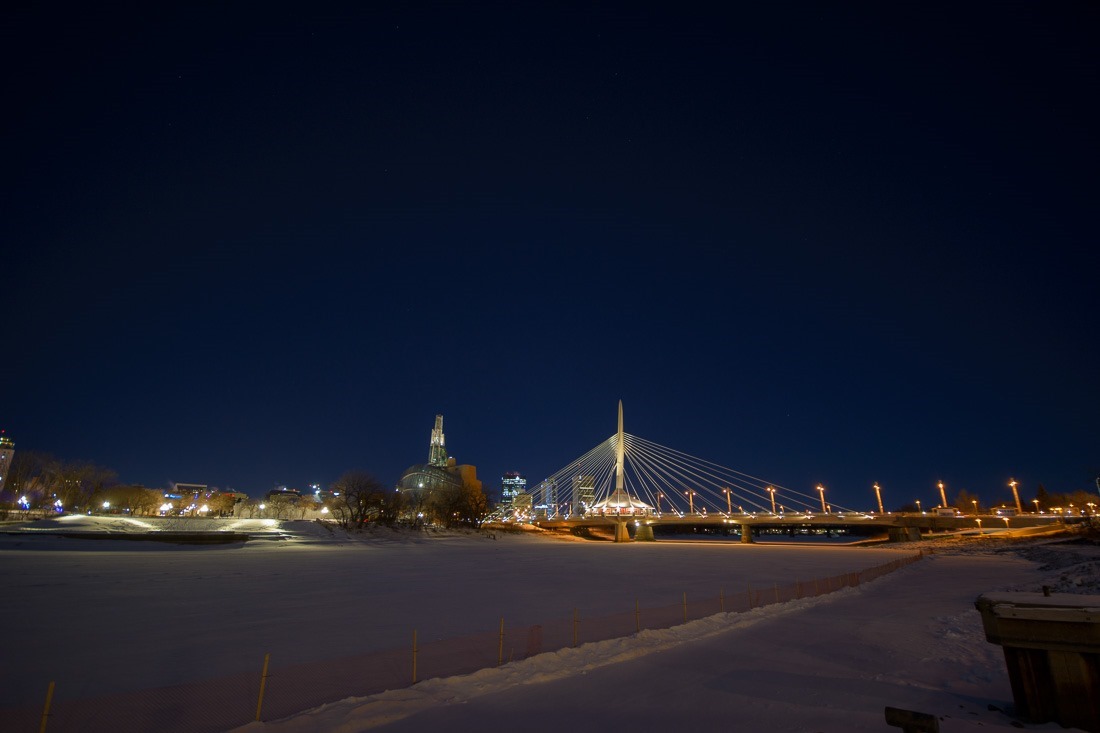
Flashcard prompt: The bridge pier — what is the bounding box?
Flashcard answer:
[614,521,631,543]
[635,524,655,542]
[740,523,754,543]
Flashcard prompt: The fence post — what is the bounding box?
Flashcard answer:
[572,609,578,648]
[39,680,55,733]
[255,653,270,722]
[412,630,418,684]
[635,599,640,633]
[498,617,505,666]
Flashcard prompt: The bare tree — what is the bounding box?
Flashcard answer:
[330,471,395,530]
[207,493,237,517]
[953,489,982,513]
[265,494,296,520]
[429,480,490,529]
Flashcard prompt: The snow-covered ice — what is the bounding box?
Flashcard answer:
[2,516,1097,732]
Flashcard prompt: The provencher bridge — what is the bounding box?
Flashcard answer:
[492,402,1065,542]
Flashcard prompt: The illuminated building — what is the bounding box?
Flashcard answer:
[512,491,533,516]
[166,482,208,503]
[538,480,559,515]
[572,475,596,514]
[0,431,13,496]
[428,414,447,467]
[397,414,481,501]
[501,472,526,506]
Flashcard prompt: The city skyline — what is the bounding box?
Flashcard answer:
[3,4,1097,511]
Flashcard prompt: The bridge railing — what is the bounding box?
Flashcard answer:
[3,552,923,733]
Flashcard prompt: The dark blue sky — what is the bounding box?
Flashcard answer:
[3,3,1098,510]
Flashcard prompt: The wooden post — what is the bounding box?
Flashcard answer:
[255,653,270,722]
[412,630,418,684]
[498,617,505,666]
[884,705,940,732]
[39,681,55,733]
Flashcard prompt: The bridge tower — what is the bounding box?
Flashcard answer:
[584,401,655,540]
[613,401,630,542]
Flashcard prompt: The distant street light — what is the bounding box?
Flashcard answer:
[722,488,732,516]
[767,486,777,514]
[685,490,695,515]
[976,518,982,534]
[816,485,827,514]
[656,493,663,515]
[915,499,922,513]
[873,483,884,515]
[1032,498,1040,514]
[1009,478,1022,514]
[938,481,947,509]
[971,499,978,515]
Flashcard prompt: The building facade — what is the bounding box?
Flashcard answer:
[397,414,481,502]
[501,472,526,507]
[0,432,14,496]
[572,475,596,515]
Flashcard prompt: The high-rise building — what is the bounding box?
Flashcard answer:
[0,431,14,496]
[428,414,448,467]
[501,472,526,506]
[572,475,596,514]
[538,480,558,514]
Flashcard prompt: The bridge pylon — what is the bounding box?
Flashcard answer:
[614,521,630,542]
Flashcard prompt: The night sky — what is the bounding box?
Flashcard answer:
[4,3,1098,510]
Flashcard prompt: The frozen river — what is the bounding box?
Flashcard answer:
[0,519,912,707]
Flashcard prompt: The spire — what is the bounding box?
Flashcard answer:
[428,414,448,466]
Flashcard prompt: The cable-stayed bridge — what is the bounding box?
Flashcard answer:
[493,402,1061,542]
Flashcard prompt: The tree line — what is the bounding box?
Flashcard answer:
[325,470,490,531]
[0,451,491,529]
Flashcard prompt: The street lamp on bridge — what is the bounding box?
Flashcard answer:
[722,487,732,516]
[767,486,777,514]
[816,485,827,514]
[685,490,695,515]
[972,499,978,515]
[915,499,922,514]
[873,482,884,514]
[938,481,947,509]
[1009,478,1022,514]
[656,493,663,515]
